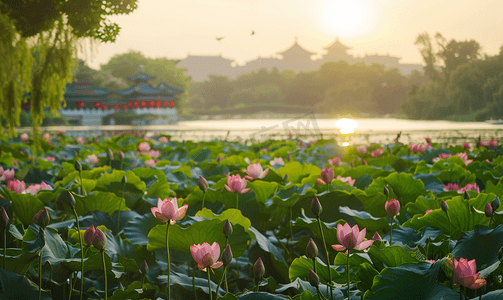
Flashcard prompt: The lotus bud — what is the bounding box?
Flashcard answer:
[140,260,149,275]
[253,257,265,278]
[385,199,400,217]
[118,150,125,161]
[491,197,500,211]
[216,156,221,163]
[440,200,448,213]
[33,208,50,228]
[308,269,319,287]
[372,232,382,241]
[107,148,113,161]
[222,244,233,266]
[0,207,9,228]
[445,258,453,270]
[59,190,76,208]
[223,219,233,237]
[84,225,95,246]
[485,203,493,218]
[283,174,289,183]
[306,238,318,259]
[310,196,322,217]
[383,185,390,199]
[464,191,470,200]
[198,176,208,193]
[74,160,82,172]
[121,175,127,186]
[92,228,107,250]
[362,159,367,165]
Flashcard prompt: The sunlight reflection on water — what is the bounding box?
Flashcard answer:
[335,118,358,134]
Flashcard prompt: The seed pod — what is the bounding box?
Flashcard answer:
[0,207,9,228]
[74,160,82,172]
[222,244,233,266]
[306,238,318,259]
[440,200,449,213]
[253,257,265,278]
[33,208,50,229]
[198,176,208,193]
[223,219,233,237]
[311,196,322,217]
[140,260,149,275]
[121,175,127,186]
[308,269,319,287]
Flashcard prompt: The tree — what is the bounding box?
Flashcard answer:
[0,0,137,149]
[415,32,438,80]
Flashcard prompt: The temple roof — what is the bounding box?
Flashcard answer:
[323,38,352,51]
[277,40,315,58]
[180,55,234,64]
[127,72,155,82]
[65,80,112,96]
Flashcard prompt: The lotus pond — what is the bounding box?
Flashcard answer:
[1,132,503,300]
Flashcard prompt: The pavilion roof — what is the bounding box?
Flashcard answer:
[323,38,352,51]
[277,40,316,58]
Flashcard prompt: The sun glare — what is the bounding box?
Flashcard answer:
[335,118,357,134]
[322,0,368,36]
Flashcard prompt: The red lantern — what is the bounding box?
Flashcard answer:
[103,105,108,110]
[123,105,128,109]
[80,102,85,108]
[134,101,139,107]
[164,101,169,107]
[114,105,119,110]
[141,101,146,107]
[169,101,175,107]
[128,102,132,107]
[150,100,155,107]
[156,101,161,107]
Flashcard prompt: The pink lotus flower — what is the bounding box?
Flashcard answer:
[0,167,15,182]
[225,174,250,194]
[357,146,367,153]
[425,209,433,214]
[270,157,285,166]
[425,137,432,144]
[316,168,334,185]
[331,223,374,252]
[244,163,269,181]
[458,183,480,194]
[444,183,459,191]
[77,137,84,144]
[27,182,53,195]
[145,159,156,167]
[328,157,341,167]
[335,175,355,186]
[86,154,99,165]
[453,258,486,289]
[20,133,28,142]
[455,152,473,166]
[138,142,151,152]
[385,198,400,217]
[144,150,161,158]
[57,130,64,135]
[371,149,384,158]
[43,133,51,140]
[190,242,223,271]
[488,140,498,147]
[372,232,382,241]
[463,143,470,150]
[159,136,169,143]
[409,143,431,154]
[45,156,56,162]
[7,179,26,194]
[150,197,188,225]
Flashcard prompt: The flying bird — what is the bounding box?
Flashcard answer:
[216,36,224,42]
[251,30,255,36]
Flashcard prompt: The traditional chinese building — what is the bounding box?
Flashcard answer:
[60,68,182,126]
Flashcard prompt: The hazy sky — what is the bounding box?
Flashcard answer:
[84,0,503,69]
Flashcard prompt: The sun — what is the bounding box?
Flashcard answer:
[322,0,369,37]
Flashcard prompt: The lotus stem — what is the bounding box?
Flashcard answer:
[235,193,239,210]
[202,192,206,210]
[216,265,227,296]
[117,184,125,234]
[224,236,229,292]
[141,274,145,289]
[101,250,108,300]
[289,207,294,241]
[327,184,330,192]
[79,170,84,196]
[72,207,84,300]
[68,271,73,300]
[347,249,350,300]
[315,286,324,300]
[38,248,43,300]
[312,258,317,273]
[208,268,213,300]
[192,261,198,300]
[316,216,333,300]
[390,216,394,245]
[3,227,6,269]
[166,222,171,299]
